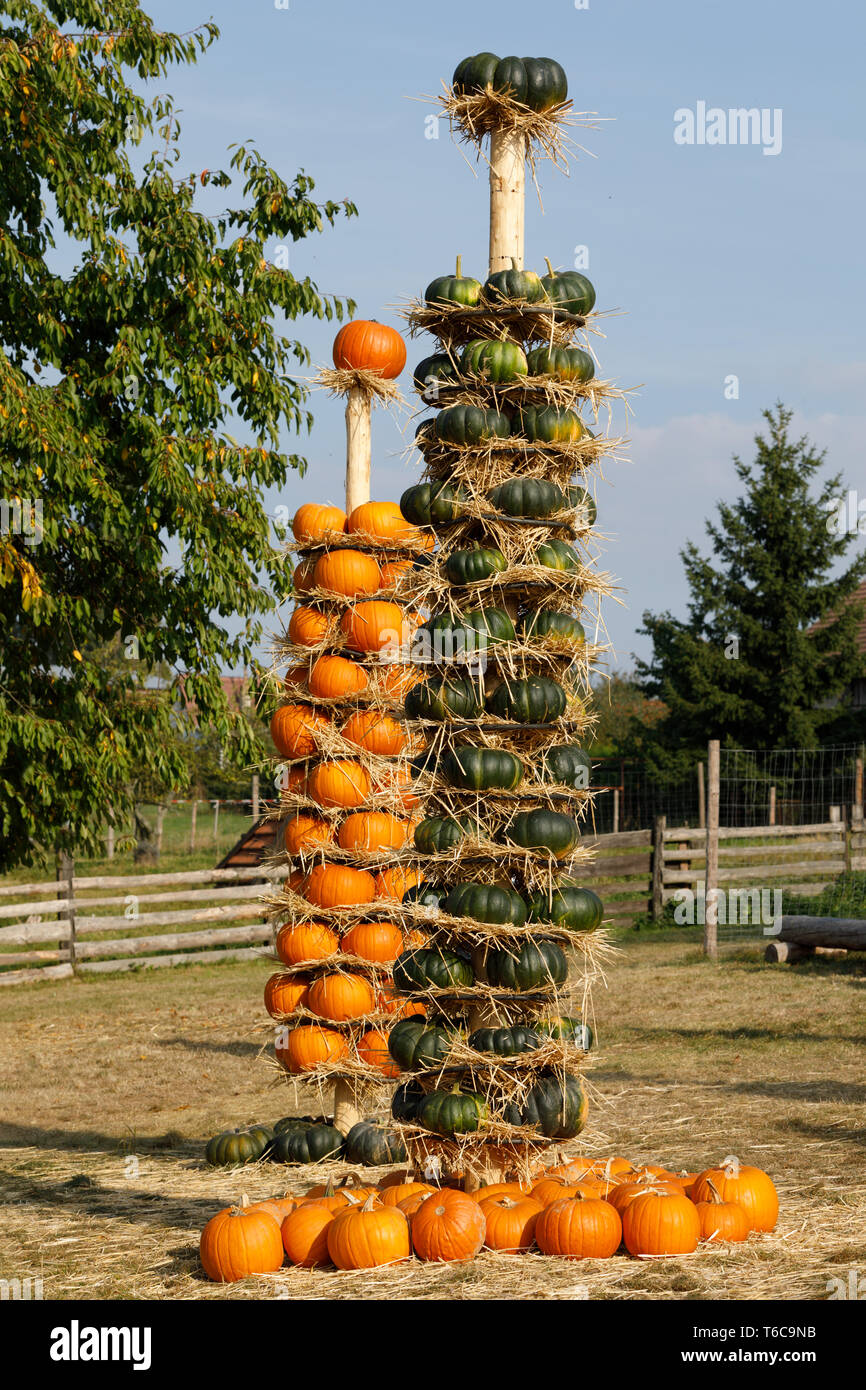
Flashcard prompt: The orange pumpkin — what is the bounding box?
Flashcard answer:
[376,981,426,1020]
[314,548,381,598]
[306,972,375,1022]
[411,1189,486,1263]
[288,605,331,648]
[472,1182,532,1203]
[245,1195,297,1227]
[200,1195,284,1282]
[340,600,408,653]
[332,320,407,379]
[303,862,376,908]
[284,813,333,855]
[374,865,420,900]
[397,1188,434,1217]
[694,1181,751,1243]
[275,1023,348,1073]
[292,503,347,545]
[607,1178,682,1218]
[308,654,368,699]
[480,1194,544,1253]
[292,556,317,595]
[264,972,309,1017]
[621,1188,702,1257]
[283,764,309,796]
[690,1165,778,1233]
[275,921,338,967]
[356,1027,400,1077]
[283,663,309,691]
[347,500,425,545]
[379,558,413,590]
[381,1181,434,1209]
[337,811,409,853]
[341,708,406,755]
[270,704,330,759]
[341,920,404,962]
[326,1195,411,1269]
[307,760,371,809]
[281,1203,335,1268]
[379,664,423,699]
[536,1196,622,1260]
[531,1177,583,1208]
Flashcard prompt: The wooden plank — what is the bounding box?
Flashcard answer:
[652,815,665,921]
[586,880,651,896]
[0,880,275,922]
[71,923,271,960]
[76,945,266,976]
[661,840,844,863]
[0,962,76,986]
[0,865,285,898]
[582,830,651,850]
[0,948,68,966]
[664,822,840,842]
[662,880,832,904]
[0,898,273,944]
[663,861,846,886]
[582,853,652,877]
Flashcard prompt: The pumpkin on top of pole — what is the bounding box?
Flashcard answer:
[264,314,430,1152]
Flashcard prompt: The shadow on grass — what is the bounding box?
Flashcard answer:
[614,1024,866,1046]
[0,1167,222,1234]
[589,1070,866,1105]
[155,1036,261,1059]
[0,1120,200,1158]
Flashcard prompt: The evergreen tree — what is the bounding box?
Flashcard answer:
[634,404,866,763]
[0,3,356,870]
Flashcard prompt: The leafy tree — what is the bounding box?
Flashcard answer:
[634,404,866,766]
[0,2,356,870]
[588,670,667,756]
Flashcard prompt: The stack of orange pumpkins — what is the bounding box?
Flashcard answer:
[199,1156,779,1280]
[265,497,434,1080]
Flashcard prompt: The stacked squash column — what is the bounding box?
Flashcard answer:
[384,57,618,1186]
[266,325,433,1141]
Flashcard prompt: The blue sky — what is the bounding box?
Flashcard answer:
[141,0,865,670]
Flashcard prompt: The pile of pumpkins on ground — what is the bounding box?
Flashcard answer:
[199,1155,779,1281]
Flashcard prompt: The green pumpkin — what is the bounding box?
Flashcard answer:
[528,883,604,932]
[271,1123,345,1165]
[515,403,584,443]
[204,1125,274,1167]
[405,674,485,721]
[391,1079,425,1123]
[537,1015,594,1051]
[540,744,591,790]
[344,1121,407,1166]
[400,480,465,527]
[444,881,527,927]
[491,55,528,103]
[534,537,581,572]
[423,607,516,660]
[461,338,528,383]
[414,814,479,854]
[444,546,507,585]
[415,418,438,453]
[440,746,524,791]
[402,881,449,910]
[468,1024,541,1056]
[388,1017,457,1070]
[452,52,500,95]
[521,57,568,112]
[392,947,475,991]
[413,352,460,399]
[418,1087,487,1137]
[567,484,597,526]
[486,939,568,991]
[540,258,596,316]
[273,1114,318,1135]
[483,258,545,305]
[518,610,586,644]
[435,403,511,446]
[520,1073,588,1138]
[486,674,567,724]
[425,254,482,307]
[505,808,580,859]
[488,477,567,518]
[526,344,595,383]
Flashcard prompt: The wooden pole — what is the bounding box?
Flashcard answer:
[854,757,863,823]
[251,773,260,822]
[155,805,166,859]
[768,785,776,827]
[106,822,115,860]
[612,788,620,835]
[697,761,705,830]
[489,129,526,272]
[213,800,220,844]
[705,740,720,960]
[345,386,371,519]
[58,851,76,973]
[189,800,197,852]
[651,815,666,921]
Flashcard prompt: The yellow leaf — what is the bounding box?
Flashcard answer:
[73,649,82,661]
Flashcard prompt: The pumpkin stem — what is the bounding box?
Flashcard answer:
[544,257,555,277]
[455,254,462,278]
[510,257,518,271]
[234,1193,250,1215]
[706,1178,723,1205]
[361,1193,380,1212]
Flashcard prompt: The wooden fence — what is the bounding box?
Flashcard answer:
[0,865,287,987]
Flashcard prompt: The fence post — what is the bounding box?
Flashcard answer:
[769,785,776,827]
[652,815,666,921]
[252,773,260,822]
[844,811,851,874]
[854,756,863,823]
[705,739,720,960]
[155,805,166,859]
[57,850,76,973]
[189,800,197,852]
[612,788,620,835]
[213,799,220,844]
[697,761,705,829]
[106,822,115,860]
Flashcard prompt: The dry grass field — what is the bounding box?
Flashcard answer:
[0,929,863,1300]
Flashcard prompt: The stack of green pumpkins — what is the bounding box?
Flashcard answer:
[204,1116,407,1168]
